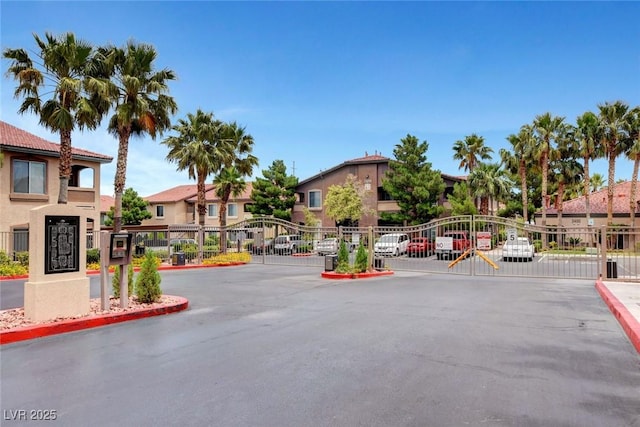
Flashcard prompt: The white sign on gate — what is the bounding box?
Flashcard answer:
[476,231,492,250]
[435,236,453,251]
[506,228,518,242]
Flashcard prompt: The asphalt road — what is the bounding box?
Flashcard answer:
[2,265,639,427]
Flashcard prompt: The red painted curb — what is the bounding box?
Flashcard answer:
[0,274,29,281]
[595,280,640,354]
[321,270,394,280]
[0,296,189,345]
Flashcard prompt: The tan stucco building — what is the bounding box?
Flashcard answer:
[292,153,465,227]
[0,121,112,251]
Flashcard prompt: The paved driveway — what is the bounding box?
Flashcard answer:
[2,265,639,427]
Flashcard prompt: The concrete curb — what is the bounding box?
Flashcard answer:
[0,295,189,345]
[321,270,394,280]
[595,280,640,354]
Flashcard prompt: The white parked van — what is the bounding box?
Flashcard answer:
[374,233,409,257]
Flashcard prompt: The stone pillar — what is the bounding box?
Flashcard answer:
[24,204,90,322]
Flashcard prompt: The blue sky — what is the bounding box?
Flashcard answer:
[2,1,639,197]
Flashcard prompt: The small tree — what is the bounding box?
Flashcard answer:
[324,174,373,226]
[112,264,134,298]
[105,188,152,226]
[335,240,351,273]
[354,242,368,273]
[135,250,162,303]
[447,182,478,216]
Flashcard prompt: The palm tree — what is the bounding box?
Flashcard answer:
[550,154,583,231]
[625,107,640,226]
[4,32,106,203]
[575,111,602,226]
[598,101,631,225]
[163,111,231,227]
[502,124,535,223]
[533,113,566,228]
[214,123,258,253]
[452,134,493,173]
[469,163,511,215]
[590,173,606,192]
[100,41,177,232]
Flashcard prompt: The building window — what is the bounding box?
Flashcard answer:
[13,159,46,194]
[156,205,165,218]
[227,203,238,218]
[208,204,218,218]
[309,190,322,209]
[298,192,305,203]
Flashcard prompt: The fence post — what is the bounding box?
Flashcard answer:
[368,226,374,271]
[601,225,607,279]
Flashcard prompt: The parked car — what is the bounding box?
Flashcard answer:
[374,233,409,257]
[407,237,434,257]
[316,238,355,256]
[435,231,471,260]
[251,238,274,255]
[273,235,304,255]
[502,237,535,262]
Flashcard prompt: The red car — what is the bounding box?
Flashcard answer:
[407,237,434,257]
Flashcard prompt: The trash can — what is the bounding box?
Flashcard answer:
[325,255,338,271]
[373,257,385,271]
[172,252,185,266]
[606,258,618,279]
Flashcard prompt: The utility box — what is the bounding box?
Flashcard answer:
[172,252,186,266]
[325,255,338,271]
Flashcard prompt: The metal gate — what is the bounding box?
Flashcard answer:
[236,216,640,281]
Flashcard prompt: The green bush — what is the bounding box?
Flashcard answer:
[335,240,351,273]
[354,242,368,273]
[86,248,100,264]
[14,251,29,267]
[112,264,134,298]
[135,250,162,303]
[533,240,542,252]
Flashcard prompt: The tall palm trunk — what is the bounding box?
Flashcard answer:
[541,149,549,227]
[583,156,592,227]
[607,147,616,225]
[57,129,72,204]
[218,191,230,254]
[113,128,131,233]
[196,173,207,227]
[519,160,528,223]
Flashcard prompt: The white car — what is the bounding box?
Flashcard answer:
[316,238,354,256]
[374,233,409,257]
[502,237,535,262]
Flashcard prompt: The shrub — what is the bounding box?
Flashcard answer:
[112,263,134,298]
[533,240,542,252]
[335,240,351,273]
[0,263,28,277]
[86,248,100,264]
[14,251,29,267]
[203,252,251,265]
[135,250,162,303]
[354,242,368,273]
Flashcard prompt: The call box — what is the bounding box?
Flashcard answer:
[109,233,133,265]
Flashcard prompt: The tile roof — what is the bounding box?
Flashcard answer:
[0,120,112,163]
[546,181,640,214]
[145,184,215,203]
[186,182,254,203]
[100,195,115,212]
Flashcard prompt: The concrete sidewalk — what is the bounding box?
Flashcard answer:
[596,279,640,354]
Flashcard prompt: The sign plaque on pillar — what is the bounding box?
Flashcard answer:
[44,215,80,274]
